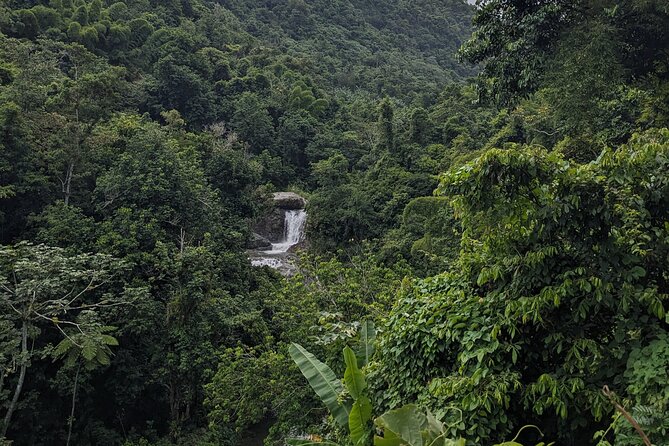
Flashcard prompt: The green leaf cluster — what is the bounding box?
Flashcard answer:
[372,129,669,444]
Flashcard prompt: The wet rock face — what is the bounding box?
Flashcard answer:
[253,208,285,243]
[248,192,308,276]
[252,192,308,242]
[287,239,309,253]
[272,192,307,210]
[247,233,272,250]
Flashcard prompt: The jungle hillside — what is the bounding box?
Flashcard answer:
[0,1,668,445]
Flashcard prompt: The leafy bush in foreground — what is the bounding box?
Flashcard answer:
[371,129,669,445]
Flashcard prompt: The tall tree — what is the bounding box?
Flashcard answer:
[377,98,395,152]
[0,243,133,438]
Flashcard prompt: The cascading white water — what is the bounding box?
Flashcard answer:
[250,209,307,270]
[268,209,307,253]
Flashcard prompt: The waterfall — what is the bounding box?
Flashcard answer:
[285,210,308,244]
[268,209,307,253]
[250,209,308,270]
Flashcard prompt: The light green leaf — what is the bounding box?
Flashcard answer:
[343,346,367,400]
[52,339,73,359]
[424,410,447,444]
[375,404,425,446]
[64,350,78,368]
[101,334,119,346]
[82,340,96,361]
[374,405,459,446]
[374,428,402,446]
[356,320,376,367]
[289,343,350,429]
[95,347,110,365]
[350,395,372,445]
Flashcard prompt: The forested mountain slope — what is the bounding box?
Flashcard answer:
[0,1,477,444]
[0,1,668,446]
[217,0,475,96]
[1,0,474,100]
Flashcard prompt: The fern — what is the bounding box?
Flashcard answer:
[631,405,659,428]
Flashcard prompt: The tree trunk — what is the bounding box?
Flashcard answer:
[63,162,74,206]
[2,321,28,438]
[179,227,186,255]
[66,364,81,446]
[0,370,6,396]
[64,72,80,207]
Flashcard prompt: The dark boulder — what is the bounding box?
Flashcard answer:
[247,232,273,250]
[253,208,285,242]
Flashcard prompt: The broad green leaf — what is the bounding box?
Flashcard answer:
[356,320,376,367]
[349,395,372,445]
[629,266,646,278]
[375,405,459,446]
[374,428,402,446]
[343,346,367,400]
[375,404,425,446]
[424,410,447,444]
[289,343,350,428]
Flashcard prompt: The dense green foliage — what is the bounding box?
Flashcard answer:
[288,342,551,446]
[205,252,406,445]
[0,0,668,445]
[217,0,474,99]
[372,130,669,445]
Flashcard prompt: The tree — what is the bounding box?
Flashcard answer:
[88,0,102,21]
[31,5,62,31]
[311,152,349,189]
[0,243,131,438]
[231,92,275,153]
[0,39,127,208]
[72,5,89,26]
[373,129,669,444]
[15,10,40,39]
[0,101,36,243]
[67,21,81,40]
[202,124,262,218]
[107,2,129,21]
[288,82,329,117]
[49,0,63,11]
[460,0,669,120]
[51,313,119,446]
[93,114,223,258]
[408,107,432,146]
[154,54,217,128]
[40,51,126,206]
[162,246,245,438]
[128,18,154,48]
[276,110,317,170]
[377,98,394,152]
[459,0,573,103]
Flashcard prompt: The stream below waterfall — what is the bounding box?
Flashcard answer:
[249,209,307,274]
